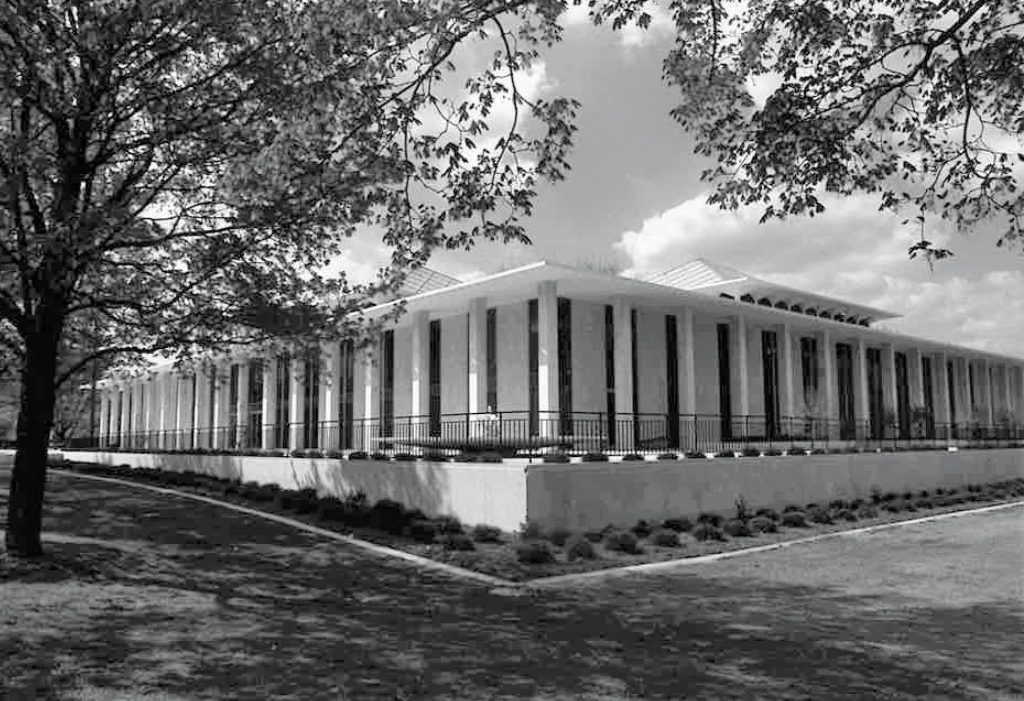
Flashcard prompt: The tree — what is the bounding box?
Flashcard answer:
[1,0,578,556]
[589,0,1024,259]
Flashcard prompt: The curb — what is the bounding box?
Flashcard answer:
[525,498,1024,588]
[50,469,515,589]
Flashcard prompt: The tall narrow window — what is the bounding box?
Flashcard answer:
[303,350,320,448]
[947,359,957,426]
[922,356,935,438]
[126,390,133,444]
[895,351,910,438]
[189,375,197,441]
[557,298,573,436]
[228,364,239,448]
[799,337,819,413]
[429,320,441,437]
[666,315,680,448]
[275,355,290,449]
[968,363,976,414]
[631,309,640,443]
[485,308,497,412]
[867,348,884,438]
[379,330,394,439]
[207,366,216,446]
[717,323,732,440]
[339,340,355,448]
[116,390,124,444]
[604,305,616,448]
[528,299,539,436]
[248,360,263,448]
[835,343,855,439]
[762,330,780,439]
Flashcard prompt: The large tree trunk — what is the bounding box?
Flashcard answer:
[5,326,61,558]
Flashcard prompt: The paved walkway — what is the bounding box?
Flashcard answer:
[1,466,1022,700]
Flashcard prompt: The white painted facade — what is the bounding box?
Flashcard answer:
[96,260,1024,453]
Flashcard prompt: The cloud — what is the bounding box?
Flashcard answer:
[614,191,1024,355]
[561,1,675,50]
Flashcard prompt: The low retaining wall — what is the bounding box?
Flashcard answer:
[526,448,1024,529]
[64,451,528,531]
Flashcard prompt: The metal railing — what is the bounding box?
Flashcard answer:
[66,410,1024,456]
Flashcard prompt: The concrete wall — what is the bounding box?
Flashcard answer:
[64,450,528,531]
[440,314,468,415]
[571,300,606,415]
[393,325,413,418]
[692,312,721,416]
[634,307,668,416]
[525,448,1024,529]
[495,301,528,414]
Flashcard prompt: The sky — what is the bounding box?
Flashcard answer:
[338,5,1024,357]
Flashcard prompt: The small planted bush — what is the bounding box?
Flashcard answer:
[583,530,605,543]
[347,451,369,460]
[651,529,681,547]
[471,524,503,543]
[316,497,348,522]
[697,512,723,527]
[547,528,574,547]
[762,447,783,457]
[782,504,803,513]
[515,540,555,564]
[684,451,707,459]
[441,533,475,551]
[836,509,858,522]
[369,499,411,535]
[749,515,778,533]
[754,508,779,521]
[693,523,725,541]
[662,517,693,533]
[808,506,834,525]
[542,453,571,464]
[407,519,439,544]
[781,511,809,528]
[370,452,390,461]
[565,535,597,561]
[856,505,879,519]
[657,452,679,461]
[723,519,752,537]
[914,498,934,510]
[603,530,643,554]
[581,452,609,462]
[631,520,653,538]
[519,520,545,540]
[434,515,464,535]
[734,496,751,522]
[741,447,761,458]
[621,453,645,461]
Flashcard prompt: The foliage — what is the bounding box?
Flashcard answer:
[407,519,439,544]
[754,508,779,521]
[441,533,475,552]
[547,527,574,547]
[734,495,751,522]
[471,524,504,544]
[661,517,693,533]
[434,515,464,536]
[565,534,597,561]
[651,528,681,547]
[780,511,809,528]
[603,530,642,554]
[723,518,752,537]
[749,515,778,533]
[369,499,411,535]
[630,519,653,538]
[582,452,609,462]
[808,506,834,525]
[542,453,571,463]
[515,540,555,564]
[693,523,725,541]
[519,520,545,540]
[696,512,723,527]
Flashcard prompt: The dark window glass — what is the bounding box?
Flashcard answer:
[717,324,732,440]
[604,305,616,448]
[800,337,819,411]
[922,356,935,438]
[429,320,441,437]
[127,390,133,440]
[895,351,910,438]
[762,331,780,439]
[228,364,239,448]
[339,340,355,448]
[867,348,884,439]
[528,299,539,436]
[380,331,394,438]
[835,343,855,439]
[631,309,640,443]
[557,298,573,436]
[304,351,320,448]
[486,308,497,413]
[666,315,680,448]
[968,363,976,414]
[275,355,290,449]
[247,361,263,448]
[947,360,957,425]
[207,366,216,439]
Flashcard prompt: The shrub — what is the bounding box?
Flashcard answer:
[519,520,545,540]
[881,491,899,503]
[583,530,605,543]
[542,453,570,463]
[370,452,390,461]
[828,499,849,511]
[621,453,644,461]
[369,499,411,535]
[836,509,858,522]
[734,496,751,522]
[684,451,707,459]
[565,535,597,561]
[273,489,300,509]
[603,530,643,554]
[347,451,369,460]
[441,533,475,551]
[693,523,725,541]
[471,524,503,543]
[849,498,864,510]
[630,520,653,538]
[762,447,783,456]
[434,515,464,535]
[754,508,779,521]
[741,447,761,457]
[326,449,346,459]
[515,540,555,564]
[407,519,439,544]
[781,511,808,528]
[918,489,931,498]
[782,504,802,513]
[697,512,723,527]
[856,505,879,519]
[750,515,778,533]
[475,452,504,463]
[547,528,574,547]
[787,447,807,456]
[316,497,348,522]
[913,498,934,510]
[662,517,693,532]
[657,452,679,461]
[808,506,834,525]
[883,502,902,513]
[723,519,752,537]
[581,452,609,462]
[651,529,681,547]
[393,453,416,462]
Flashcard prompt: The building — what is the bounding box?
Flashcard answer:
[94,258,1024,456]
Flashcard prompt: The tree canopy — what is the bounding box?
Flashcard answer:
[590,0,1024,260]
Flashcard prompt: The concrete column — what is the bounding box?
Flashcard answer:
[209,363,226,449]
[678,308,696,415]
[233,358,248,448]
[98,391,109,446]
[411,312,430,418]
[321,342,340,450]
[957,358,971,425]
[612,298,634,447]
[261,356,278,450]
[536,281,559,437]
[174,373,191,449]
[908,348,924,409]
[818,330,836,422]
[1008,365,1021,425]
[289,356,304,450]
[731,315,749,417]
[193,369,208,449]
[853,338,870,426]
[362,348,375,451]
[780,324,797,422]
[467,297,488,415]
[936,353,951,425]
[881,343,897,420]
[980,359,994,424]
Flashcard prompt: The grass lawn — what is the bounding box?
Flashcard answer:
[2,464,1023,700]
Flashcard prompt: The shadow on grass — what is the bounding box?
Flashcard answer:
[1,468,1022,700]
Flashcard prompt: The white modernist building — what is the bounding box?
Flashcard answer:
[96,258,1024,455]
